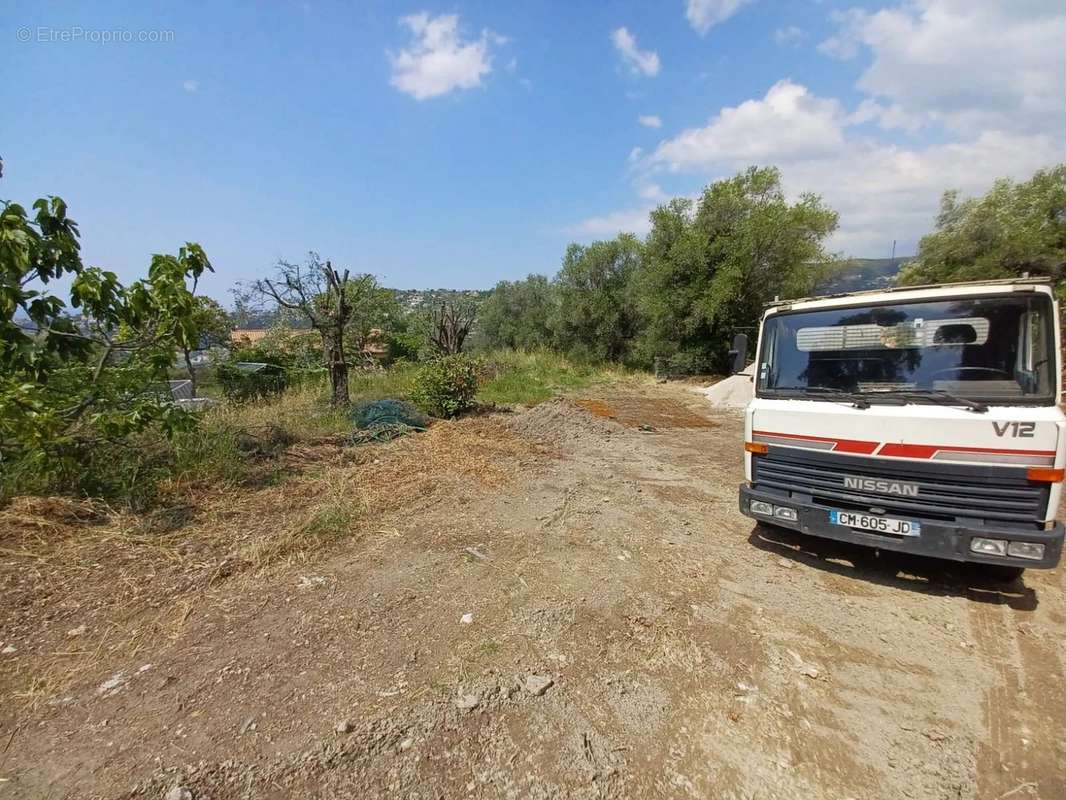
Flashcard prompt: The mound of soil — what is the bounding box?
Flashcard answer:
[503,398,625,446]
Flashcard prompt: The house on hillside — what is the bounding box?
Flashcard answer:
[230,328,271,346]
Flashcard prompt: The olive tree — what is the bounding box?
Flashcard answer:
[252,254,353,407]
[636,166,838,373]
[897,165,1066,292]
[554,234,642,362]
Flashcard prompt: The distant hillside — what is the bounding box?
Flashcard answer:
[393,288,491,312]
[813,257,912,295]
[229,288,491,329]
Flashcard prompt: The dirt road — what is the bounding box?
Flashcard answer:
[3,381,1065,799]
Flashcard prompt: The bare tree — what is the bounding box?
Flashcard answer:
[252,253,352,407]
[429,300,476,355]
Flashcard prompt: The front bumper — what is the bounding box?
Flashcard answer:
[739,483,1064,569]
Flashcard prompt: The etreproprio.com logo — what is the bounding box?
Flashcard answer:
[16,26,175,44]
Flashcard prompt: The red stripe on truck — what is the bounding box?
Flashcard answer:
[752,430,1055,459]
[878,442,1056,458]
[752,430,878,454]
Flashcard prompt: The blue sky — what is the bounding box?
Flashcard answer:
[4,1,1064,302]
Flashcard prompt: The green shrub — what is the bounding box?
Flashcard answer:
[652,350,712,378]
[2,429,177,510]
[384,331,424,363]
[216,362,288,402]
[411,355,480,417]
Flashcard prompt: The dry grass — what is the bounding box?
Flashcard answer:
[0,410,538,710]
[209,382,352,441]
[364,416,536,511]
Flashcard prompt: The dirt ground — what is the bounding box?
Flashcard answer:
[2,379,1066,800]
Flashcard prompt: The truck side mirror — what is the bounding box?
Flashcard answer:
[728,333,748,375]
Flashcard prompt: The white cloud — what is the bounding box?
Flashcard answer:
[182,80,199,93]
[819,1,1066,133]
[388,12,505,100]
[637,182,666,201]
[628,146,645,163]
[817,10,863,59]
[774,25,806,46]
[567,206,654,238]
[611,27,660,77]
[638,114,662,129]
[685,0,755,35]
[649,80,847,170]
[847,98,922,134]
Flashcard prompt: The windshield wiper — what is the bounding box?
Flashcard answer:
[866,388,988,414]
[771,386,872,409]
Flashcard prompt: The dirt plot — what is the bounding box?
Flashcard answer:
[2,381,1066,799]
[576,396,717,429]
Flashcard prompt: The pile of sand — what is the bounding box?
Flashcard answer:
[699,364,754,410]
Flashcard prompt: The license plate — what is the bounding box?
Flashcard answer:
[829,510,921,537]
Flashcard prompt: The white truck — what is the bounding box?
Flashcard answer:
[737,277,1064,578]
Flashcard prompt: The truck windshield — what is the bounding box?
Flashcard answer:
[757,293,1056,405]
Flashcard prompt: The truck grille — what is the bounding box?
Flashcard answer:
[752,448,1049,528]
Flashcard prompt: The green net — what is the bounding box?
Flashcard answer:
[347,399,428,444]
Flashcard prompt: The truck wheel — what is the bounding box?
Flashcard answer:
[979,564,1025,582]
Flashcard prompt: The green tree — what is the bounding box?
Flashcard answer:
[479,274,556,351]
[554,234,642,362]
[343,278,402,365]
[181,296,232,396]
[897,165,1066,295]
[636,166,837,373]
[1,194,212,482]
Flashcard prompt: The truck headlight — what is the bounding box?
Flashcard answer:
[970,538,1007,556]
[750,500,773,516]
[774,506,798,522]
[1006,541,1045,560]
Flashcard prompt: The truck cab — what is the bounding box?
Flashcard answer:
[739,277,1065,574]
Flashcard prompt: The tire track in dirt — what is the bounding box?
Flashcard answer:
[971,574,1066,800]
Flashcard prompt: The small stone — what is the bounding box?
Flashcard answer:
[97,671,127,696]
[335,720,353,734]
[787,650,820,680]
[164,786,193,800]
[67,625,87,638]
[524,674,554,696]
[455,692,480,712]
[459,613,474,625]
[1,645,16,655]
[776,558,795,569]
[399,737,414,751]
